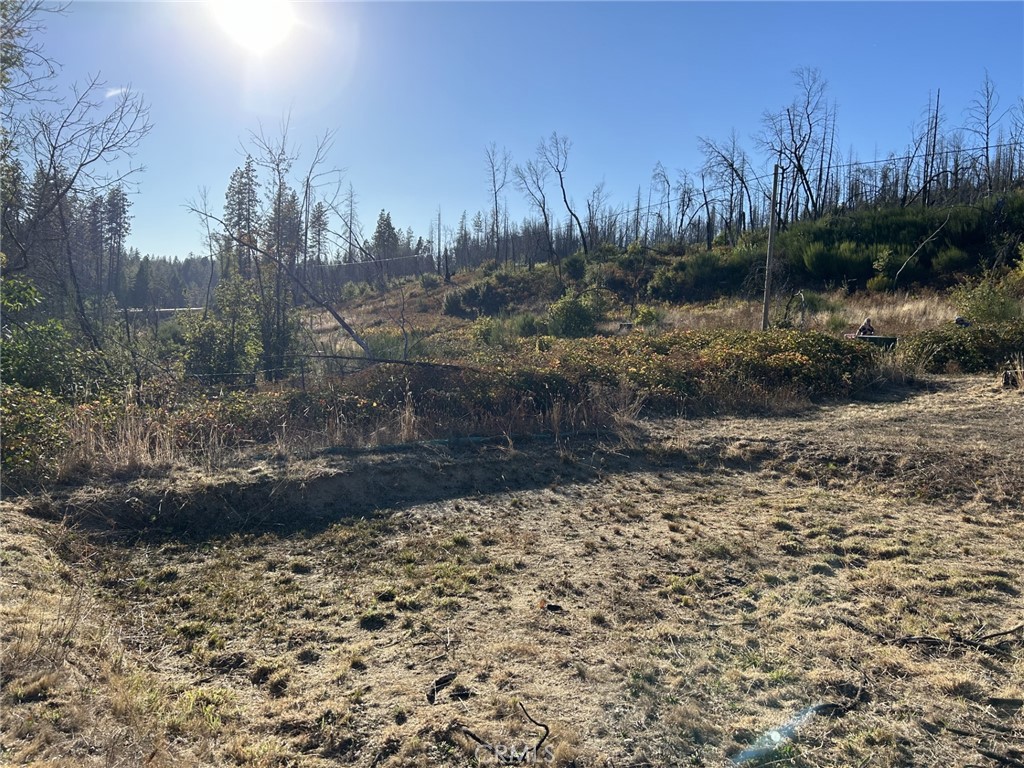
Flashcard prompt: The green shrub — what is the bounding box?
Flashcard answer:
[471,317,516,349]
[362,328,427,360]
[563,253,586,282]
[182,278,262,385]
[833,241,874,285]
[867,274,893,293]
[0,383,71,490]
[647,249,749,302]
[949,269,1023,324]
[441,290,467,317]
[340,281,373,301]
[0,319,88,395]
[420,273,440,290]
[800,291,840,313]
[547,295,596,338]
[450,278,510,317]
[633,304,662,328]
[899,321,1024,373]
[932,246,973,277]
[510,313,544,338]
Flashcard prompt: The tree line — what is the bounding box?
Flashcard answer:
[2,1,1023,389]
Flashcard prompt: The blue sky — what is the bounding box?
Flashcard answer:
[35,1,1024,260]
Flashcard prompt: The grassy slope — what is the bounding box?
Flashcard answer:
[2,375,1023,767]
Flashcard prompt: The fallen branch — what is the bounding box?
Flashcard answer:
[975,622,1024,643]
[426,672,457,705]
[833,614,1015,658]
[894,633,1012,658]
[518,702,550,753]
[453,703,550,764]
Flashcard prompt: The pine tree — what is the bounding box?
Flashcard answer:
[223,156,261,278]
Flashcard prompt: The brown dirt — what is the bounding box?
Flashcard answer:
[2,374,1023,767]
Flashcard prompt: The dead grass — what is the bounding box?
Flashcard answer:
[840,290,956,336]
[2,375,1022,767]
[660,289,957,339]
[58,396,183,482]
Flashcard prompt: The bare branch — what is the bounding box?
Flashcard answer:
[894,212,950,288]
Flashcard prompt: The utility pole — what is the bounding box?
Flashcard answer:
[761,163,782,331]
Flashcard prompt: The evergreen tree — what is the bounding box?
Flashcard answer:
[103,185,131,301]
[131,255,152,308]
[371,209,399,284]
[223,156,260,278]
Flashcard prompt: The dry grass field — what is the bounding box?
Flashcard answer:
[2,374,1022,767]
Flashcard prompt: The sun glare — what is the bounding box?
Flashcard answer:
[209,0,296,56]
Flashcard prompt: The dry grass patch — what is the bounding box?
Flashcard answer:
[3,375,1022,766]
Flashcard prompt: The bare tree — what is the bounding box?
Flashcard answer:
[1008,97,1024,187]
[3,74,150,274]
[332,181,364,265]
[921,89,942,207]
[0,0,65,116]
[758,67,834,221]
[187,127,372,358]
[1,0,150,357]
[899,92,945,208]
[585,180,610,250]
[698,131,755,244]
[651,161,672,242]
[674,170,699,242]
[538,131,588,256]
[965,71,1004,196]
[188,200,372,358]
[484,142,510,265]
[513,157,555,272]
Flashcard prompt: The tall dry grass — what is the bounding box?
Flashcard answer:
[661,290,956,337]
[59,398,180,482]
[839,290,956,336]
[1005,354,1024,390]
[662,298,763,331]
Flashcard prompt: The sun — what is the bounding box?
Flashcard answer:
[209,0,297,56]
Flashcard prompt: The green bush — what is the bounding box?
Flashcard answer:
[866,274,893,293]
[563,253,586,282]
[932,246,973,277]
[0,383,71,490]
[648,249,751,302]
[441,289,467,317]
[633,304,662,328]
[471,317,514,349]
[510,313,544,338]
[183,278,263,385]
[899,321,1024,373]
[340,281,374,301]
[800,291,840,313]
[0,319,88,395]
[949,269,1023,324]
[547,295,597,338]
[831,240,872,286]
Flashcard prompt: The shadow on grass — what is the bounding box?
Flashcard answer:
[27,378,940,544]
[37,433,690,542]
